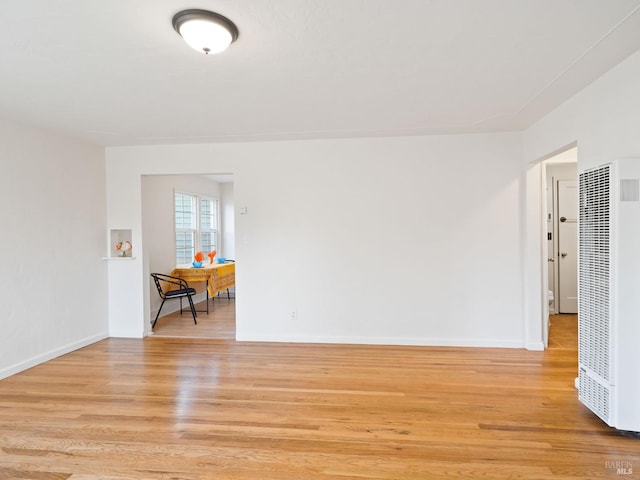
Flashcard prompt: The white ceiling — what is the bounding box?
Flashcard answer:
[2,1,640,147]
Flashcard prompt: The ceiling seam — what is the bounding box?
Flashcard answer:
[466,3,640,130]
[516,3,640,114]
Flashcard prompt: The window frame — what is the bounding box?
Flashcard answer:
[174,191,219,265]
[199,196,218,255]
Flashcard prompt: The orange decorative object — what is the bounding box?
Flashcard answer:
[194,251,205,262]
[207,250,217,264]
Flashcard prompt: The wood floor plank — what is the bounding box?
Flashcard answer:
[1,314,638,479]
[151,297,235,339]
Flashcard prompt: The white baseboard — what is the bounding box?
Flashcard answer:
[235,333,525,349]
[526,342,545,351]
[0,331,109,380]
[109,328,144,338]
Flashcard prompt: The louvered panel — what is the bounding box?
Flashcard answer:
[578,368,611,424]
[578,165,612,423]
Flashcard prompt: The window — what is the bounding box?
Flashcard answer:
[200,197,218,253]
[175,192,218,264]
[175,193,195,264]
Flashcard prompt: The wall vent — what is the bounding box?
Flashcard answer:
[578,159,640,433]
[578,165,611,383]
[578,367,610,424]
[619,179,639,202]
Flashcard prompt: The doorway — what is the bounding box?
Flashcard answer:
[141,173,236,340]
[543,148,577,343]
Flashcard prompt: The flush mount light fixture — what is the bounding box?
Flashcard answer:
[172,9,239,55]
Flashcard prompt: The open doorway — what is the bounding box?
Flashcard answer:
[543,147,577,343]
[141,173,236,340]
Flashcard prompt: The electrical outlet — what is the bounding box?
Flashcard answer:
[291,311,297,321]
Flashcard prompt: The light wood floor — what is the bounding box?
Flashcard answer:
[151,296,236,339]
[1,314,638,479]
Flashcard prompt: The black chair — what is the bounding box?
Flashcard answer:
[151,273,197,328]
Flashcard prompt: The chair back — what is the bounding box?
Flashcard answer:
[151,273,166,299]
[151,273,190,299]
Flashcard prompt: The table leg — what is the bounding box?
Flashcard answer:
[194,280,210,314]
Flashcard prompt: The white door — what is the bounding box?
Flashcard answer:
[558,180,578,313]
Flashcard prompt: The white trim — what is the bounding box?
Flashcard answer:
[523,161,545,350]
[235,333,525,349]
[0,332,108,380]
[526,342,545,351]
[109,330,143,338]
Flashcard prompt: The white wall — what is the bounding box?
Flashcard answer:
[524,48,640,344]
[0,119,108,379]
[220,182,235,260]
[3,44,638,379]
[525,49,640,168]
[141,174,223,322]
[106,133,526,348]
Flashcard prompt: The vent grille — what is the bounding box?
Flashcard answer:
[620,179,639,202]
[579,368,611,423]
[578,165,611,384]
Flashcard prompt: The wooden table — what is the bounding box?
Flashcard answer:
[170,261,235,313]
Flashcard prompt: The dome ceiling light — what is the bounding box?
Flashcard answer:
[172,9,239,55]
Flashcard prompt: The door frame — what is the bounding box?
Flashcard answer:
[524,143,577,350]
